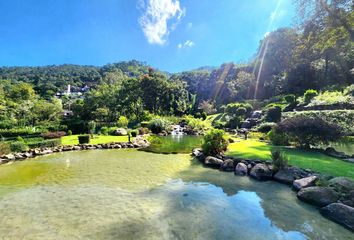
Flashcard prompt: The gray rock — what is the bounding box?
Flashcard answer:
[220,159,234,172]
[250,163,272,181]
[273,167,298,184]
[329,177,354,193]
[205,156,223,167]
[235,162,248,176]
[320,203,354,232]
[3,154,15,160]
[114,128,128,136]
[297,187,339,207]
[293,176,318,191]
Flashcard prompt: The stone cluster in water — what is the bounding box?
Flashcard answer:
[192,148,354,232]
[0,138,149,164]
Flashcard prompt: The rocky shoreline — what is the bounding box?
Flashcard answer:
[0,138,149,164]
[192,148,354,232]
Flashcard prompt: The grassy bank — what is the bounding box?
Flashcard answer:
[61,135,133,146]
[227,140,354,179]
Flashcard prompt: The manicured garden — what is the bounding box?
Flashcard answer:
[227,139,354,179]
[61,135,133,146]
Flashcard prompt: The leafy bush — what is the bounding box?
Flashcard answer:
[138,127,149,135]
[16,136,24,142]
[344,84,354,96]
[100,127,109,136]
[257,122,276,133]
[202,129,228,156]
[225,103,253,116]
[0,128,45,138]
[212,120,226,129]
[27,139,61,148]
[117,116,129,128]
[283,110,354,135]
[304,89,318,103]
[78,135,90,144]
[10,141,29,152]
[226,116,243,129]
[67,130,72,136]
[184,116,209,131]
[305,90,353,108]
[140,121,150,128]
[268,129,289,146]
[130,130,138,137]
[271,149,288,171]
[41,131,66,139]
[284,94,296,104]
[88,121,96,134]
[275,116,342,148]
[0,143,11,155]
[265,106,282,122]
[148,118,171,134]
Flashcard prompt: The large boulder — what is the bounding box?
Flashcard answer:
[204,156,223,168]
[297,187,339,207]
[328,177,354,193]
[273,167,301,184]
[250,163,272,181]
[320,203,354,232]
[220,159,235,172]
[3,154,15,160]
[114,128,128,136]
[235,162,248,176]
[192,148,205,161]
[293,176,318,191]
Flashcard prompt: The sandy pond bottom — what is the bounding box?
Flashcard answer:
[0,149,352,240]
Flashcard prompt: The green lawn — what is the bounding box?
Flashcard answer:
[227,140,354,179]
[61,135,133,146]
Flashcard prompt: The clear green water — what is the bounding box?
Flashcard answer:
[143,135,203,154]
[0,150,352,240]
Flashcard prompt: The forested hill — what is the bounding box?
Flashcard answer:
[0,0,353,104]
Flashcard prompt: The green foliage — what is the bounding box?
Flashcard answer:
[117,116,129,128]
[257,122,276,133]
[78,135,90,144]
[100,127,109,136]
[0,143,11,155]
[225,103,253,116]
[184,115,209,131]
[271,149,288,172]
[41,131,66,139]
[0,128,46,138]
[304,89,318,103]
[275,116,343,148]
[67,130,72,136]
[27,139,61,149]
[284,94,296,104]
[344,84,354,97]
[226,116,243,129]
[283,110,354,135]
[148,118,171,134]
[10,141,29,152]
[130,130,138,137]
[16,136,24,142]
[268,129,289,146]
[88,121,96,134]
[202,129,228,156]
[265,106,282,123]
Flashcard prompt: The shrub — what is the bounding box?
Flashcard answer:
[27,139,61,148]
[67,130,72,136]
[16,136,25,142]
[284,94,296,104]
[271,149,288,171]
[202,129,228,156]
[0,143,11,155]
[265,106,282,123]
[10,142,29,152]
[117,116,129,128]
[100,127,109,136]
[140,121,150,128]
[236,107,247,116]
[304,89,318,103]
[212,120,226,129]
[148,118,171,134]
[88,121,96,134]
[268,129,289,146]
[78,135,90,144]
[130,130,138,137]
[226,116,243,129]
[257,122,276,133]
[41,131,66,139]
[344,84,354,96]
[283,110,354,135]
[225,103,253,116]
[275,116,342,148]
[0,128,45,138]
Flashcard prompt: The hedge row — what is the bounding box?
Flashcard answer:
[282,110,354,135]
[0,128,46,138]
[27,139,62,149]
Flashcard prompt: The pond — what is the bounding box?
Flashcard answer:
[142,135,203,154]
[0,150,352,239]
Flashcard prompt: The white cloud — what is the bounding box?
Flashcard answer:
[187,22,193,29]
[138,0,185,45]
[177,40,195,49]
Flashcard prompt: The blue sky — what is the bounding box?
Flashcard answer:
[0,0,295,72]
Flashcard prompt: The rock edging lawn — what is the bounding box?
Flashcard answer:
[0,138,150,164]
[192,148,354,232]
